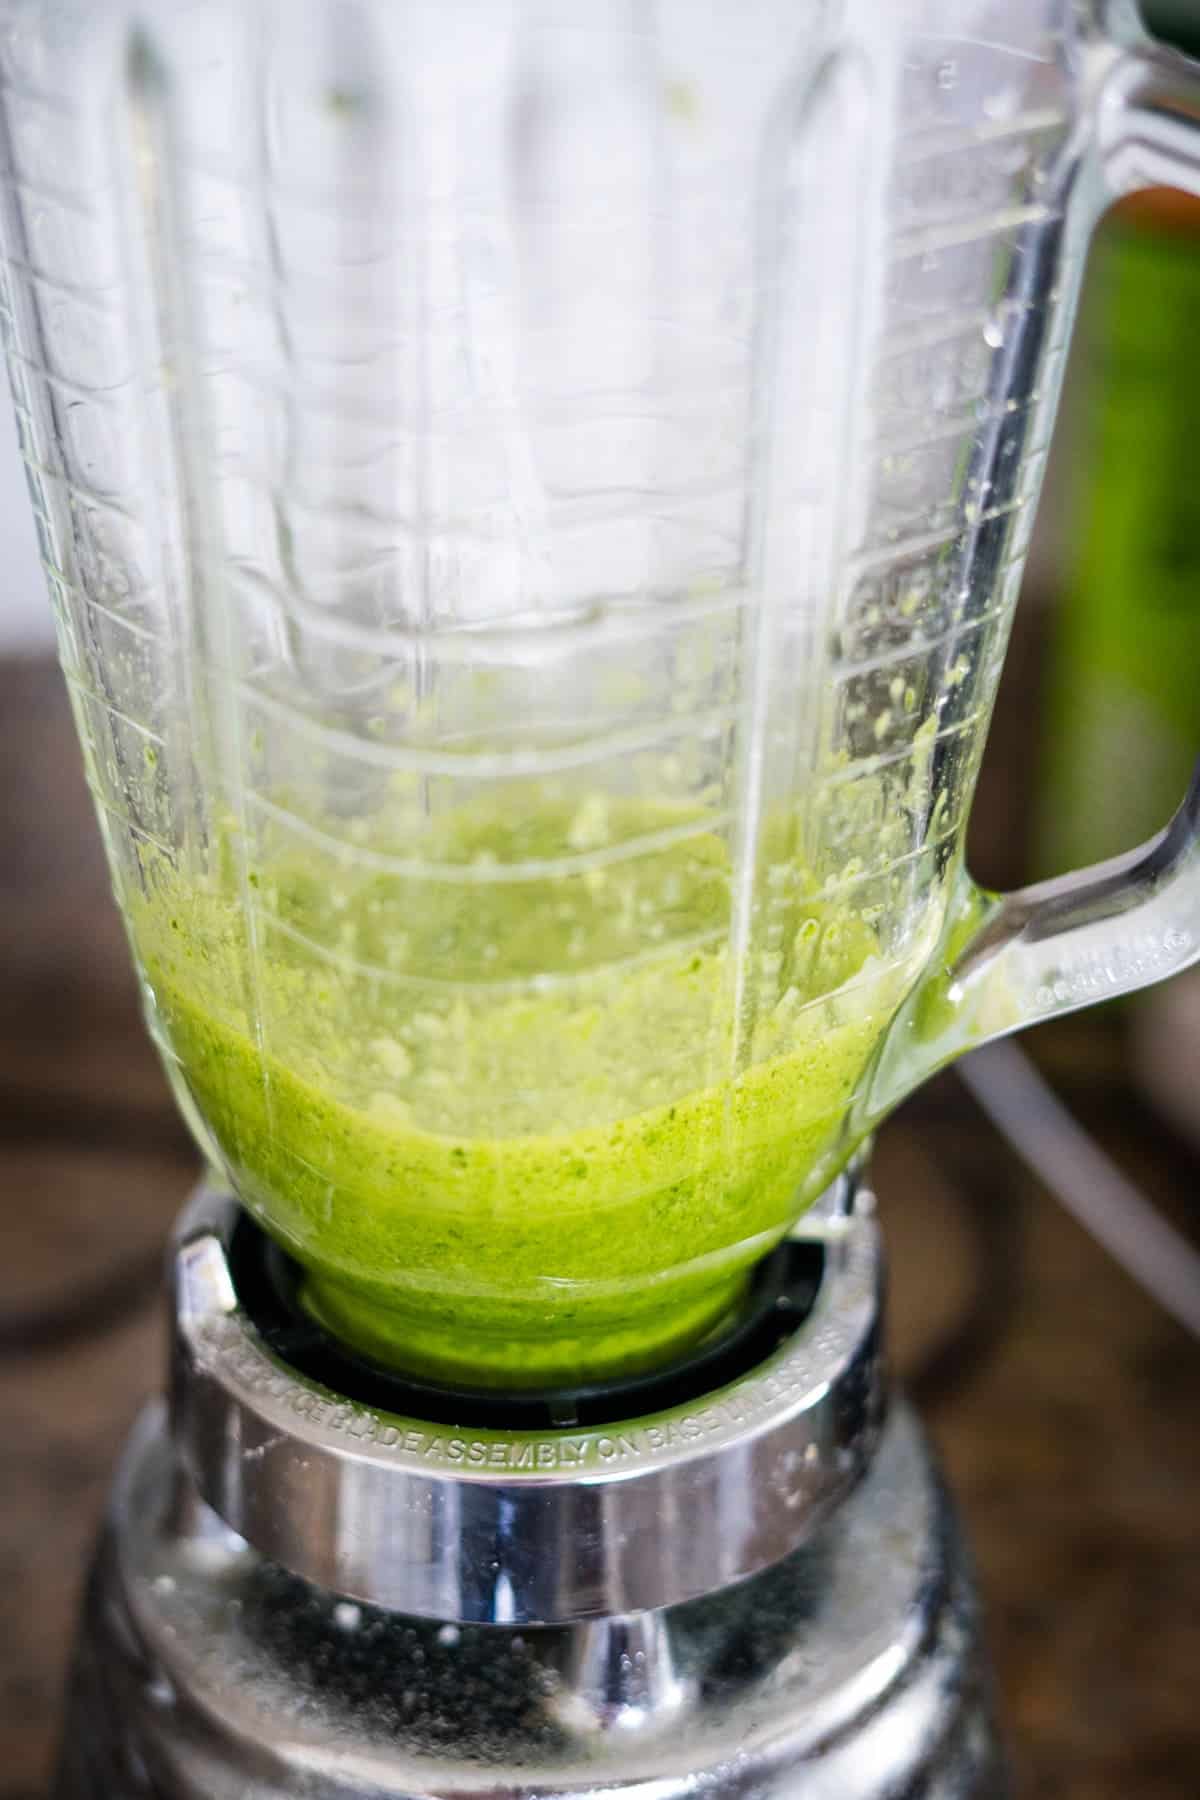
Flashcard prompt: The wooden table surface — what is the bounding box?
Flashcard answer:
[2,651,1198,1800]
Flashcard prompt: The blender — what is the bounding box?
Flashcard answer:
[2,1,1198,1794]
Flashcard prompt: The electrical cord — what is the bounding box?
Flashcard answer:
[958,1037,1200,1340]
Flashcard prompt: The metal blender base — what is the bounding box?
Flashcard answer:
[57,1404,1002,1800]
[54,1188,1007,1798]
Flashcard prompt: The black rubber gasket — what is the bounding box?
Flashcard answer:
[227,1209,825,1433]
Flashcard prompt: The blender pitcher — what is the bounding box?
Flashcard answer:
[3,0,1199,1387]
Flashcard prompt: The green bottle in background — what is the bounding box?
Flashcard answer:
[1036,1,1200,879]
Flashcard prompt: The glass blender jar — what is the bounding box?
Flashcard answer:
[4,0,1199,1392]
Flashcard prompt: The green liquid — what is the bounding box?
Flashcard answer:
[134,798,925,1385]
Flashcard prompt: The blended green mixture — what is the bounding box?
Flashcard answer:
[133,792,929,1385]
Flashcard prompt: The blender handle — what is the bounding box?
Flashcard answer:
[865,30,1200,1125]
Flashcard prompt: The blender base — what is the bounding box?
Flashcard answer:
[53,1187,1006,1798]
[55,1401,1004,1800]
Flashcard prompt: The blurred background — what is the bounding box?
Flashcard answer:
[3,5,1200,1799]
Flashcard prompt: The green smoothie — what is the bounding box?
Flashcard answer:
[133,793,927,1385]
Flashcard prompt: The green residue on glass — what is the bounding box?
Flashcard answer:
[132,794,927,1386]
